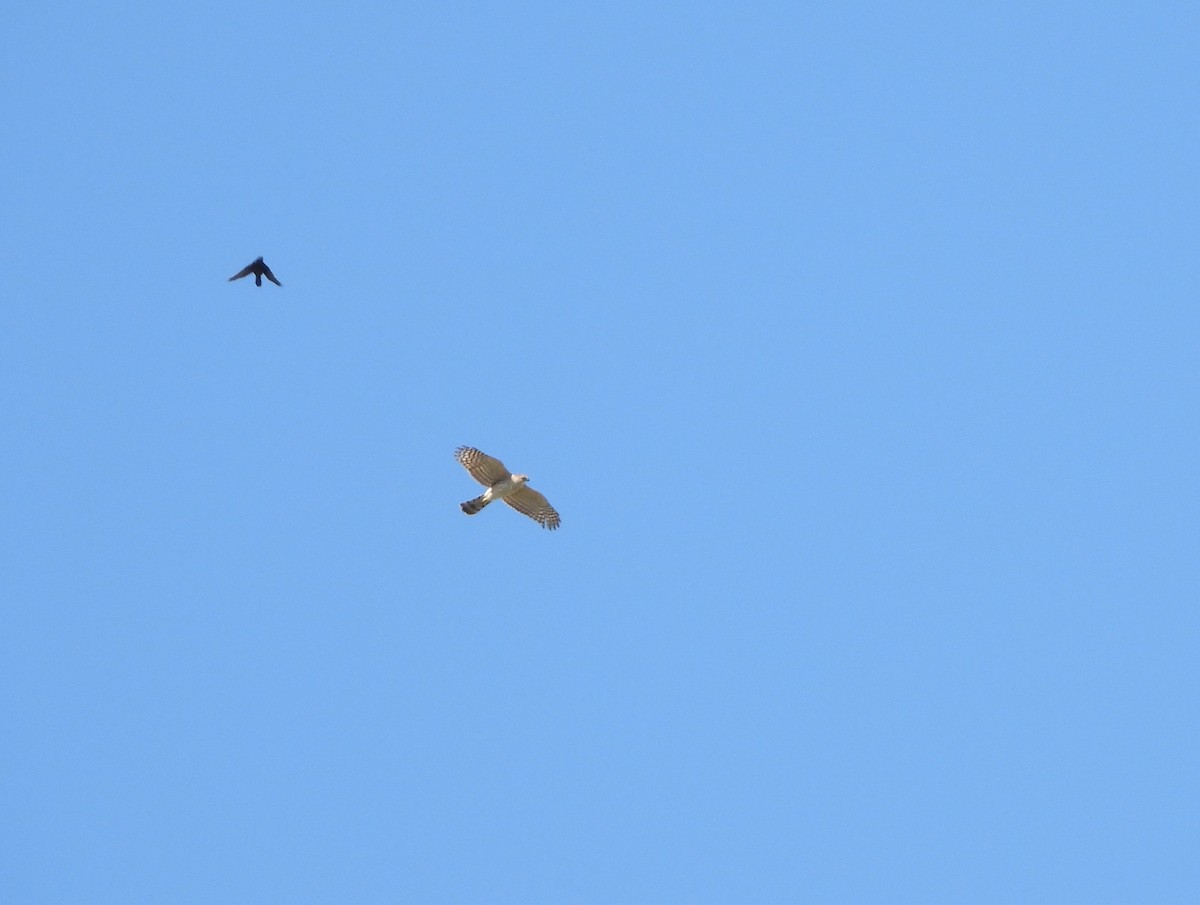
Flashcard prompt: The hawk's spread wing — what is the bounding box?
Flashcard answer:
[504,486,561,530]
[228,263,255,281]
[455,446,510,487]
[261,263,282,286]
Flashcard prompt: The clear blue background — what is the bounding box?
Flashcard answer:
[3,2,1196,902]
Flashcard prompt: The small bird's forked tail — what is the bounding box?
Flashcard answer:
[461,496,488,515]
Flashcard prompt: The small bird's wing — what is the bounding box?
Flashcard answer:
[504,486,561,530]
[228,263,256,281]
[455,446,510,487]
[261,263,282,286]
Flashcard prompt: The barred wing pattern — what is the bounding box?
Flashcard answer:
[454,446,511,487]
[454,446,562,530]
[504,486,561,531]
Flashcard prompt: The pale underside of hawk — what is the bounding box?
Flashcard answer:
[454,446,561,530]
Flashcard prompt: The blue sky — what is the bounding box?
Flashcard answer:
[3,1,1197,901]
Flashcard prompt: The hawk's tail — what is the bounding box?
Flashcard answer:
[461,495,488,515]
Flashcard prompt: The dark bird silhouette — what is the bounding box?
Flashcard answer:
[228,256,282,287]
